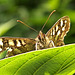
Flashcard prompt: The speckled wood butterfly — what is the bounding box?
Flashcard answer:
[0,10,70,57]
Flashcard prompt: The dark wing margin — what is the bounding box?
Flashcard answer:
[46,16,70,46]
[0,37,36,57]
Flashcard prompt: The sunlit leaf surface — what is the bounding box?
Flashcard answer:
[0,44,75,75]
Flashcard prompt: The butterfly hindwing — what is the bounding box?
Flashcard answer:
[46,16,70,46]
[0,37,36,57]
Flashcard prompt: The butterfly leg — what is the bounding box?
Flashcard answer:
[35,42,38,50]
[48,40,55,48]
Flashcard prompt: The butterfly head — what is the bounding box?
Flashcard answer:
[35,31,46,49]
[37,31,45,41]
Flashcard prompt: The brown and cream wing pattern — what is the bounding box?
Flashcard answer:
[46,16,70,46]
[0,37,36,56]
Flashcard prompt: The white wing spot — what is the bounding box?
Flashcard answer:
[56,25,58,32]
[53,31,55,35]
[57,30,60,35]
[9,40,14,46]
[62,27,65,31]
[16,40,21,47]
[22,40,25,45]
[65,20,67,23]
[0,39,3,46]
[53,28,55,35]
[0,48,2,51]
[7,47,12,52]
[60,19,63,27]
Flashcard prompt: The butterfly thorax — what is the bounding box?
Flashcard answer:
[35,31,54,50]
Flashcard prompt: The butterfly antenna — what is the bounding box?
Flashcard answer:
[17,20,38,33]
[41,10,56,31]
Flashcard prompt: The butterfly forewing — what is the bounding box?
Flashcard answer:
[46,16,70,46]
[0,37,36,57]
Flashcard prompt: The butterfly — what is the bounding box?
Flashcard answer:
[0,12,70,57]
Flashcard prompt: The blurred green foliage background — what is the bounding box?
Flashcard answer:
[0,0,75,44]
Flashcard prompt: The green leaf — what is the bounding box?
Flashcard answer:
[0,50,8,59]
[0,44,75,75]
